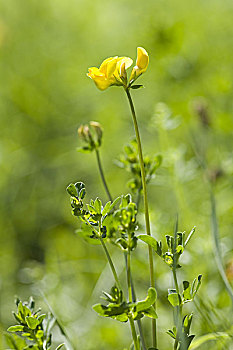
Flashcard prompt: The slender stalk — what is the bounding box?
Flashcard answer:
[210,188,233,307]
[127,235,139,350]
[172,269,180,296]
[124,253,147,350]
[95,148,113,202]
[136,186,142,211]
[40,290,76,350]
[172,267,185,350]
[172,268,181,350]
[125,88,157,348]
[129,317,140,350]
[99,235,140,350]
[84,218,121,290]
[99,235,122,291]
[191,136,233,307]
[94,148,147,349]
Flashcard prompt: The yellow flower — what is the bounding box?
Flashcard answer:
[130,47,149,81]
[87,56,133,90]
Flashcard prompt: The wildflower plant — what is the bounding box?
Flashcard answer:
[6,46,211,350]
[6,297,64,350]
[65,46,203,350]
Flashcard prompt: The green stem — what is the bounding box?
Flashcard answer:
[210,188,233,307]
[84,218,121,290]
[99,235,122,291]
[127,251,132,302]
[125,88,157,348]
[127,236,139,350]
[95,149,113,202]
[99,234,140,350]
[129,317,140,350]
[172,268,182,350]
[172,269,180,296]
[124,253,147,350]
[136,186,142,211]
[94,146,147,348]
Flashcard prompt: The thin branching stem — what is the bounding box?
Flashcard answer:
[100,236,139,350]
[95,139,147,349]
[209,188,233,307]
[99,235,122,291]
[127,235,139,350]
[124,253,147,350]
[95,149,113,202]
[172,268,182,350]
[86,221,139,350]
[125,87,157,348]
[191,136,233,308]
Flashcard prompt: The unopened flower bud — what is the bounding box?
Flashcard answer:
[119,62,127,84]
[78,121,103,151]
[90,121,103,147]
[130,47,149,83]
[78,124,94,147]
[78,125,87,142]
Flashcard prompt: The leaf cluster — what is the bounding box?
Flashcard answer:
[112,194,138,251]
[115,139,162,193]
[138,226,196,269]
[93,286,157,323]
[67,183,139,251]
[167,314,194,350]
[6,297,64,350]
[168,275,202,308]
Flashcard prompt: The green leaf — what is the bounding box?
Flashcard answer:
[92,304,107,316]
[75,226,101,245]
[176,245,184,254]
[183,281,192,301]
[183,314,193,334]
[109,197,121,211]
[102,201,111,216]
[25,316,39,329]
[79,188,86,199]
[7,325,24,332]
[142,306,158,319]
[5,333,27,350]
[193,275,202,298]
[131,84,144,89]
[166,329,176,339]
[168,289,181,307]
[138,235,162,256]
[163,252,173,266]
[55,344,65,350]
[37,314,46,324]
[115,314,128,322]
[77,146,92,153]
[18,302,31,320]
[92,303,129,321]
[13,312,23,323]
[66,183,77,197]
[189,332,229,349]
[184,226,196,247]
[74,182,85,194]
[94,197,102,214]
[135,287,157,312]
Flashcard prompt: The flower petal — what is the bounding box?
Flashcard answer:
[99,56,118,75]
[117,57,133,70]
[106,57,118,78]
[87,67,104,78]
[136,47,149,72]
[92,76,112,90]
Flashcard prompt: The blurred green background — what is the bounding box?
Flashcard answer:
[0,0,233,349]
